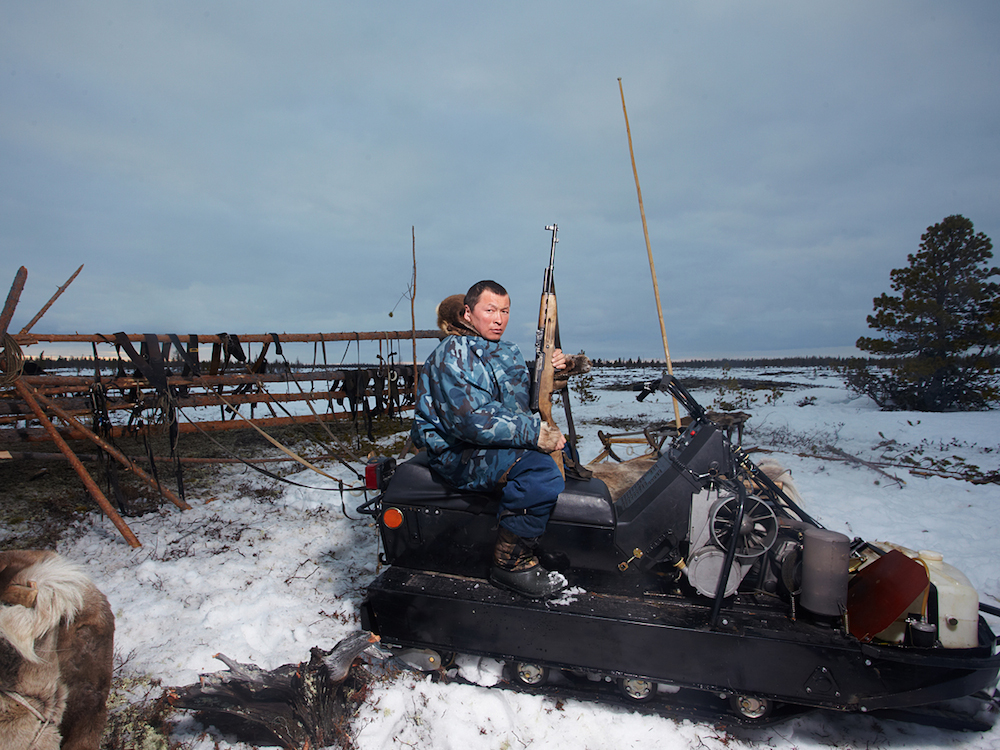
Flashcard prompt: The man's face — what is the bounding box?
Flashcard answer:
[465,291,510,342]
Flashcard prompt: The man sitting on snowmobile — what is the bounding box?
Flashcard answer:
[410,280,569,599]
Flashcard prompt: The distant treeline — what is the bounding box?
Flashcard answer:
[37,353,990,373]
[588,355,872,369]
[31,354,885,373]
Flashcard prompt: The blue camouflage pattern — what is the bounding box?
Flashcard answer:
[411,334,542,490]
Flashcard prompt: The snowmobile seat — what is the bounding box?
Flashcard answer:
[553,476,615,527]
[385,452,615,528]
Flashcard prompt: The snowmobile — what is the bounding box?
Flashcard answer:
[358,373,1000,727]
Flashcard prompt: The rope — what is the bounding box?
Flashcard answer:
[175,404,367,520]
[1,333,24,386]
[176,397,363,493]
[2,688,53,749]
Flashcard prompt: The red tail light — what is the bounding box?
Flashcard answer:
[365,456,396,490]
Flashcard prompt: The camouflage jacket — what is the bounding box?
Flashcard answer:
[410,334,541,490]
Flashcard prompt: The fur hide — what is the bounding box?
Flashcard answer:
[756,457,805,508]
[588,456,657,501]
[0,551,114,750]
[436,294,477,337]
[588,456,803,509]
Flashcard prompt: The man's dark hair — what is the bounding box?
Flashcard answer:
[464,280,508,310]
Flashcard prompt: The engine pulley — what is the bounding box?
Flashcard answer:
[709,495,778,561]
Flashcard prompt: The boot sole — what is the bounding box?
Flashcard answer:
[490,568,568,600]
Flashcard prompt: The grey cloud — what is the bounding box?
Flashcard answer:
[2,1,998,361]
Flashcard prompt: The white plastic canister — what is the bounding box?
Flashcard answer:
[917,549,979,649]
[872,543,979,649]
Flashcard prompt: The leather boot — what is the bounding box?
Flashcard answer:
[490,527,567,599]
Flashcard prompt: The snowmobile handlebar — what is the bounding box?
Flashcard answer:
[632,372,823,528]
[634,372,707,422]
[633,379,657,402]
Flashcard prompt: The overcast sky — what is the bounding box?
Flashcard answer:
[2,2,998,362]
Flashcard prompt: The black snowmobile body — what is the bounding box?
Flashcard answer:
[359,374,1000,724]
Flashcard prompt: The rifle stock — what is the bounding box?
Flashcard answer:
[533,226,564,478]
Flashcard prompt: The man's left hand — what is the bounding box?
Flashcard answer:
[552,348,567,371]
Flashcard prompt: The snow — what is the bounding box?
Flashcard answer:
[54,365,1000,749]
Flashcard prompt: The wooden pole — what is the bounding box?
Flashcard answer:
[27,387,191,510]
[188,390,345,485]
[17,330,441,345]
[411,227,418,405]
[618,78,681,429]
[5,408,393,443]
[19,264,84,335]
[1,266,28,338]
[13,380,142,547]
[2,451,343,466]
[22,369,393,389]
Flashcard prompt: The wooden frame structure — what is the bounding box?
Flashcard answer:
[1,265,440,547]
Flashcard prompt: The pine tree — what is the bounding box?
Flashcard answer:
[846,215,1000,410]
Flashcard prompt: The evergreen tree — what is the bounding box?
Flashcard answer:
[845,215,1000,410]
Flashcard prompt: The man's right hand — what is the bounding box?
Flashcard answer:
[537,422,566,453]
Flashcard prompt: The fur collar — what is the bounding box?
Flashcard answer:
[436,295,477,337]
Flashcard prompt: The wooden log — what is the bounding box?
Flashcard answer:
[168,632,380,750]
[23,368,366,389]
[0,389,352,418]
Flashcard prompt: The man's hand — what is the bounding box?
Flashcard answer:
[552,348,567,371]
[537,422,567,453]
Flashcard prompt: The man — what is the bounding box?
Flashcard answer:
[411,280,568,598]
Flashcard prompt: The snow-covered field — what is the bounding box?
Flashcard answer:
[55,365,1000,749]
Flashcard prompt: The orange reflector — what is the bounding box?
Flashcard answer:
[383,507,404,529]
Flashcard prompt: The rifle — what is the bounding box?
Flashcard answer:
[532,224,564,478]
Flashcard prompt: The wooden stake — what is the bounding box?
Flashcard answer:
[618,78,681,429]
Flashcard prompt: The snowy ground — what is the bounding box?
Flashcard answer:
[54,365,1000,749]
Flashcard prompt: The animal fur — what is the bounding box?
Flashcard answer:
[755,458,805,508]
[436,294,476,337]
[590,456,804,509]
[0,551,114,750]
[588,456,657,501]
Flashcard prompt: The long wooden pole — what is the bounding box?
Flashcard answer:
[187,389,344,485]
[411,227,418,405]
[17,330,441,345]
[6,408,387,443]
[13,380,141,547]
[618,78,681,428]
[1,266,28,338]
[19,264,84,335]
[27,387,191,510]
